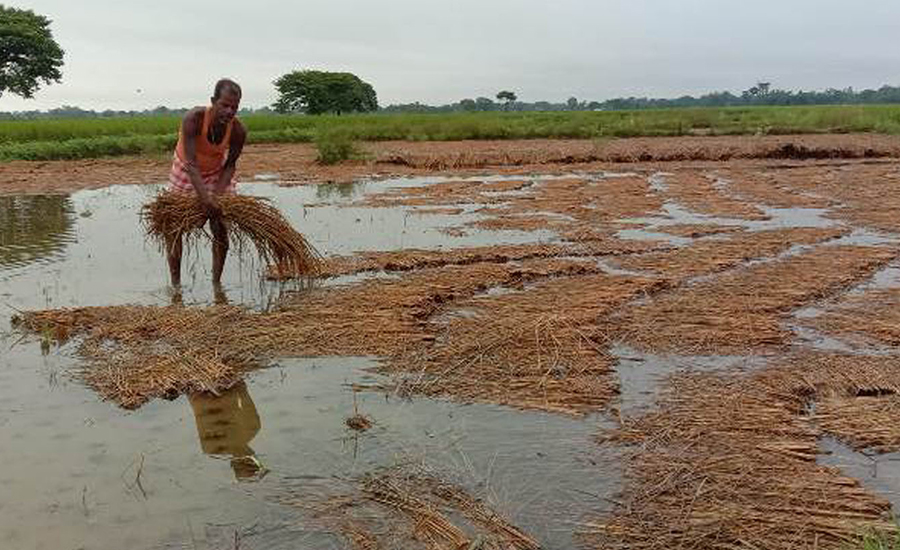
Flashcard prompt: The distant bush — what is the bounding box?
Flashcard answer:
[314,128,364,165]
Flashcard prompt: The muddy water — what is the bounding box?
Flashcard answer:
[0,179,555,310]
[1,349,613,549]
[0,177,610,550]
[819,437,900,510]
[612,345,768,416]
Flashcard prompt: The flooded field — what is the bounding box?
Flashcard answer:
[1,178,600,550]
[5,154,900,549]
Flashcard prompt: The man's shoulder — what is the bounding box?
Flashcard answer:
[181,107,206,131]
[231,118,247,138]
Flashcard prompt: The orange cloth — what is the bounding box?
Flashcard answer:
[175,107,235,176]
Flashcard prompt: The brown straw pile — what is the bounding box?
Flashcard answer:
[587,353,900,550]
[613,227,847,281]
[612,245,896,354]
[816,395,900,454]
[142,191,322,277]
[282,464,539,550]
[283,238,667,280]
[387,272,668,415]
[660,171,770,219]
[803,287,900,347]
[14,305,252,409]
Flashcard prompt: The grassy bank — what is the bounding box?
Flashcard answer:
[2,104,900,161]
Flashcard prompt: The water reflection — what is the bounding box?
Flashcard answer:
[315,181,360,201]
[0,195,76,269]
[188,382,267,481]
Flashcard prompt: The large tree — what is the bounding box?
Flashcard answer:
[0,5,64,98]
[496,90,516,110]
[273,70,377,115]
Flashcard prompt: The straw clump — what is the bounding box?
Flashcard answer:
[661,171,770,220]
[614,226,848,281]
[654,223,743,238]
[142,191,322,278]
[588,353,900,550]
[816,396,900,454]
[803,287,900,347]
[613,245,897,354]
[16,305,251,408]
[282,464,539,550]
[291,239,668,280]
[386,273,669,415]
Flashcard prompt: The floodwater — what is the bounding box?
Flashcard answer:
[5,171,900,548]
[819,437,900,510]
[0,176,611,550]
[0,179,555,310]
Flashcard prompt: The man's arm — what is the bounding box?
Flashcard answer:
[181,108,220,216]
[216,120,246,193]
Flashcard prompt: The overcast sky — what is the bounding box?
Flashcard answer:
[2,0,899,111]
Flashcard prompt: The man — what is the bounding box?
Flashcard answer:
[166,78,247,288]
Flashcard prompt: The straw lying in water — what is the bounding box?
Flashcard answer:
[282,463,539,550]
[15,258,623,411]
[613,227,848,281]
[386,272,668,415]
[816,395,900,454]
[802,287,900,347]
[660,171,770,220]
[15,305,250,409]
[721,167,837,209]
[612,245,896,354]
[587,353,900,550]
[359,174,664,239]
[284,239,668,280]
[652,223,744,238]
[737,163,900,233]
[142,191,322,278]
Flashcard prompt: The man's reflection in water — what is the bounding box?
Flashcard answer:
[189,381,267,481]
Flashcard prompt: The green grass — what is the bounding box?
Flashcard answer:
[859,530,900,550]
[3,104,900,161]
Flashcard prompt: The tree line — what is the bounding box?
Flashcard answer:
[0,105,277,121]
[382,84,900,113]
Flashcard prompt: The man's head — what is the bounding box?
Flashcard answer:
[210,78,242,125]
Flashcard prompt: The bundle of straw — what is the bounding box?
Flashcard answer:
[142,191,322,277]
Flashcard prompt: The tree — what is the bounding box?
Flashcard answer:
[273,70,377,115]
[474,96,496,111]
[0,6,64,98]
[496,90,517,110]
[458,98,477,111]
[566,96,579,110]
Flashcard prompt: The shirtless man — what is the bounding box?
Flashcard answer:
[166,78,247,288]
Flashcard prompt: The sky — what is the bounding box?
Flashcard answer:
[2,0,900,111]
